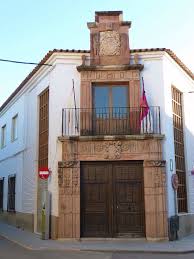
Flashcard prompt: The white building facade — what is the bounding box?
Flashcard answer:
[0,11,194,240]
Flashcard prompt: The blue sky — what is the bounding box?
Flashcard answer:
[0,0,194,106]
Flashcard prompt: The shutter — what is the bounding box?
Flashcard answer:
[7,176,16,212]
[0,178,4,211]
[172,87,187,213]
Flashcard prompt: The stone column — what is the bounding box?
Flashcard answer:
[143,160,168,240]
[58,160,80,238]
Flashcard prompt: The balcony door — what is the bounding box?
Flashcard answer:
[93,84,130,135]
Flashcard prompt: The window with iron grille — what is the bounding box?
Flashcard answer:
[7,175,16,212]
[172,87,187,213]
[0,178,4,211]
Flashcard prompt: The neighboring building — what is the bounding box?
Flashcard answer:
[0,11,194,240]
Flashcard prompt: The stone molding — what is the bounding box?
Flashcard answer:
[58,134,165,142]
[77,65,144,73]
[61,138,163,163]
[144,160,166,168]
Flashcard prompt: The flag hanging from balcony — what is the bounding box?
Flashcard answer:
[66,79,79,133]
[140,77,149,121]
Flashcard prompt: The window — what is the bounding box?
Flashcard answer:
[11,114,18,141]
[172,87,187,213]
[1,125,6,148]
[7,175,16,212]
[93,84,128,117]
[0,178,4,211]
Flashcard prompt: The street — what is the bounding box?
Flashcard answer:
[0,235,194,259]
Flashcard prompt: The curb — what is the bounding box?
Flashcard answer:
[1,232,194,254]
[82,249,194,254]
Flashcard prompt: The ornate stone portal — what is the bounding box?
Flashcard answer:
[57,136,168,240]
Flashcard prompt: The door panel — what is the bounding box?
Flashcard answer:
[81,162,111,237]
[113,162,145,237]
[81,161,145,238]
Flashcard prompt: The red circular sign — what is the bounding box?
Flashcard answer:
[171,174,179,190]
[39,167,50,180]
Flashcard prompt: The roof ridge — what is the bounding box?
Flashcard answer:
[0,48,193,112]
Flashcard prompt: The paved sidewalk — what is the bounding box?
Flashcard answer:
[0,222,194,253]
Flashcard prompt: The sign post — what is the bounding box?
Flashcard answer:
[170,173,179,240]
[171,173,178,215]
[38,168,50,240]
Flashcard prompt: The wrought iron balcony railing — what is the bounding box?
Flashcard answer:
[62,106,161,136]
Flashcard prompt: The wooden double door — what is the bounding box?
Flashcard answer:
[80,161,145,238]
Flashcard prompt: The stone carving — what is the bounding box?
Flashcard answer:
[72,169,80,195]
[99,31,120,56]
[94,143,104,152]
[121,142,138,152]
[64,172,71,187]
[104,141,121,159]
[81,70,138,81]
[58,168,63,186]
[93,33,100,56]
[72,170,79,186]
[152,160,166,167]
[144,160,166,168]
[79,143,91,154]
[154,171,166,188]
[58,161,79,168]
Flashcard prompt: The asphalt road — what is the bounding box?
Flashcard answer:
[1,235,194,259]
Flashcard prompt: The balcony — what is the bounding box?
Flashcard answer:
[62,106,161,137]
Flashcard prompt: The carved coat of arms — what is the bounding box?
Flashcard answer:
[99,31,121,56]
[104,141,121,159]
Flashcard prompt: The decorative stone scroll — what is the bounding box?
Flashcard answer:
[144,160,166,168]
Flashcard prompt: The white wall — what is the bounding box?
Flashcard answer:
[48,54,82,217]
[0,52,83,224]
[22,71,51,215]
[135,52,175,215]
[0,95,25,161]
[136,51,194,217]
[162,53,194,215]
[0,95,25,212]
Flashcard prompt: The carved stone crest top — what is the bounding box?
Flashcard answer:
[86,11,131,66]
[99,31,120,56]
